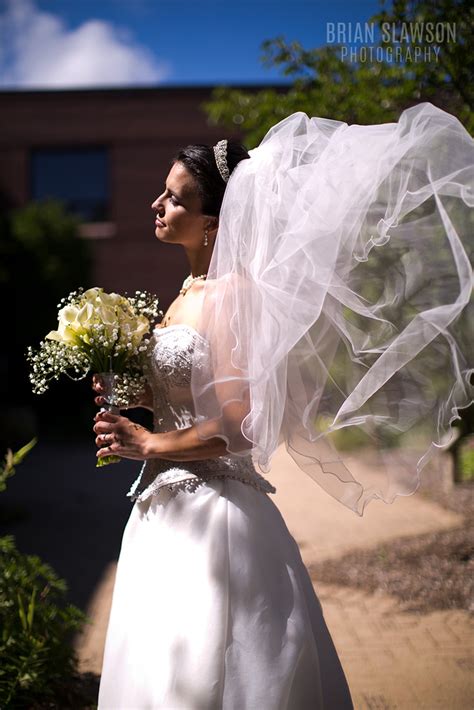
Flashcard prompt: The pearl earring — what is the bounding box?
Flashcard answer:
[203,229,209,247]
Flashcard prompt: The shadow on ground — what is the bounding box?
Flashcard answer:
[0,440,139,611]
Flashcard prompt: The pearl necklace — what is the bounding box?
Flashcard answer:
[180,273,207,296]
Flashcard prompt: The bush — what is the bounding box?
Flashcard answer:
[0,443,96,708]
[0,439,37,494]
[0,537,88,708]
[0,198,93,454]
[459,437,474,481]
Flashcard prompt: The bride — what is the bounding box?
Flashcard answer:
[92,103,472,708]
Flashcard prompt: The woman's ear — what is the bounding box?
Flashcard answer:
[205,216,219,237]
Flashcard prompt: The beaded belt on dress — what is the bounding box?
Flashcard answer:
[127,455,276,502]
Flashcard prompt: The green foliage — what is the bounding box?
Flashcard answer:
[0,536,87,708]
[1,198,93,448]
[3,200,91,383]
[1,200,91,301]
[0,442,94,708]
[450,402,474,482]
[317,415,401,452]
[204,0,473,146]
[328,425,374,452]
[374,0,473,126]
[5,200,92,349]
[205,0,473,477]
[0,438,37,493]
[459,438,474,480]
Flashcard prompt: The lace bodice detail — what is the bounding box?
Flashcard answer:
[128,324,276,502]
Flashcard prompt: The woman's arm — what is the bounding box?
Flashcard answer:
[148,397,250,460]
[93,410,233,462]
[147,425,229,461]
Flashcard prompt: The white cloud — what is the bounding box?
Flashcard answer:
[0,0,170,88]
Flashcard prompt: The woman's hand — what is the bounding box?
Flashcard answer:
[92,374,154,411]
[93,410,153,461]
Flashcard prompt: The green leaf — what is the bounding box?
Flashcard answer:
[27,587,37,631]
[17,593,27,632]
[0,438,38,493]
[96,454,121,467]
[11,437,38,467]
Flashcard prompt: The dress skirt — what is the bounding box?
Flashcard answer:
[98,478,353,709]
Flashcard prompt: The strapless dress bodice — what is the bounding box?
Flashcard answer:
[128,324,276,502]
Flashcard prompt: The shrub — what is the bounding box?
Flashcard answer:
[0,537,88,708]
[0,443,95,708]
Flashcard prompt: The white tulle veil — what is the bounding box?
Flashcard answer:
[190,102,473,515]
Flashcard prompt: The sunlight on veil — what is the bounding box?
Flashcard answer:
[191,103,474,515]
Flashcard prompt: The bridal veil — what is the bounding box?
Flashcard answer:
[190,103,473,515]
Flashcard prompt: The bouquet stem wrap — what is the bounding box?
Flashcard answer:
[96,372,121,467]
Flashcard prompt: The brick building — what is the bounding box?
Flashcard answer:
[0,86,253,311]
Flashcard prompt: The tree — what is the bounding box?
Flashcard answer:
[203,0,473,477]
[1,199,93,451]
[204,0,473,147]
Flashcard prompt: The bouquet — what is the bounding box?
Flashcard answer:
[26,287,161,466]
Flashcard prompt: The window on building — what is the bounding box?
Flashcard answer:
[30,147,109,222]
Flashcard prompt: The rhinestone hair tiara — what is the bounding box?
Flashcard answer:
[213,139,230,183]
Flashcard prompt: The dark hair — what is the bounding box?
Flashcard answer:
[173,141,250,216]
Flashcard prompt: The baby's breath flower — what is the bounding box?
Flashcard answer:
[26,340,89,393]
[105,372,148,409]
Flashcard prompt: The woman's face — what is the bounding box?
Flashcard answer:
[151,162,212,248]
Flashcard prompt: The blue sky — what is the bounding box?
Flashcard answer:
[0,0,382,88]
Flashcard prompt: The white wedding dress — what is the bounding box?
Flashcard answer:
[98,324,353,709]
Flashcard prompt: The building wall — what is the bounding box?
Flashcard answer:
[0,87,247,312]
